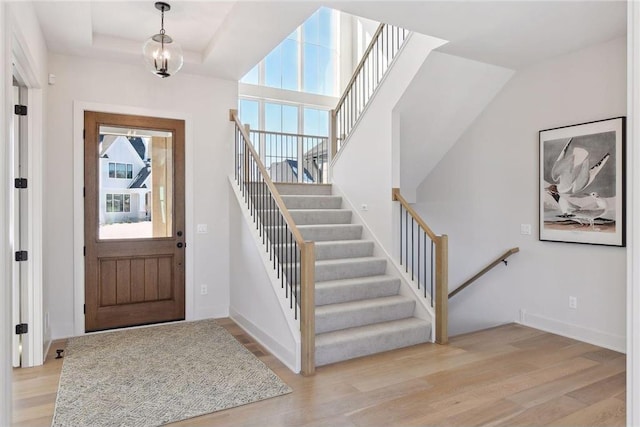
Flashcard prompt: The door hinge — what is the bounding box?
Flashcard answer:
[14,105,27,116]
[83,187,86,197]
[83,129,85,140]
[14,251,28,262]
[14,178,28,189]
[83,246,86,256]
[15,323,28,335]
[83,304,86,314]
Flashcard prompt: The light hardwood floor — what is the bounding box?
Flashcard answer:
[12,320,625,426]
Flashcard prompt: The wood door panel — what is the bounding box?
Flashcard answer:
[144,258,159,301]
[130,259,146,303]
[97,255,177,308]
[115,260,131,304]
[99,260,117,306]
[158,257,173,300]
[85,111,185,332]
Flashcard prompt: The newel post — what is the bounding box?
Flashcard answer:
[435,235,449,344]
[330,109,338,160]
[300,242,316,376]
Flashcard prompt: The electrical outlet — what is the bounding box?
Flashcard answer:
[197,224,208,234]
[569,296,577,309]
[520,224,532,235]
[200,285,208,295]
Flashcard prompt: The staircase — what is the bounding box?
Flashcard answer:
[276,183,431,366]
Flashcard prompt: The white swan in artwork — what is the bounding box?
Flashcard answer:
[551,137,610,195]
[572,192,608,230]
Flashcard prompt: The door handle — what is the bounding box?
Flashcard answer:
[177,242,184,248]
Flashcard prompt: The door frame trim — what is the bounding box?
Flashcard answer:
[7,12,45,368]
[73,101,194,337]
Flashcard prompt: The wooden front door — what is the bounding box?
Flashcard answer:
[84,111,185,332]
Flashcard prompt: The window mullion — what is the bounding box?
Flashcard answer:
[299,26,304,92]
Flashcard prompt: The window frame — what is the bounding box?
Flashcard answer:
[105,193,131,213]
[108,162,134,180]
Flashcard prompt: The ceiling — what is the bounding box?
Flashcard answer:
[32,1,626,80]
[33,1,321,80]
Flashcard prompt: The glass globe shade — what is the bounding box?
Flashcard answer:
[142,33,184,78]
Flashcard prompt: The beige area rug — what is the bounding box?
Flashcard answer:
[51,319,292,427]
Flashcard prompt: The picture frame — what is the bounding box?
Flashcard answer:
[539,117,626,246]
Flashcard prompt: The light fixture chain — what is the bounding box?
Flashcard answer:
[160,8,165,35]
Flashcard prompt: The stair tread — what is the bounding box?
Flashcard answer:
[281,195,341,200]
[316,256,385,266]
[314,240,373,246]
[289,209,351,213]
[298,223,361,229]
[316,317,430,345]
[315,274,399,287]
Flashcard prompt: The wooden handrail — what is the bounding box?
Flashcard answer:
[249,129,329,140]
[448,247,520,299]
[230,109,315,375]
[392,188,437,240]
[391,188,448,345]
[335,23,385,112]
[230,110,306,247]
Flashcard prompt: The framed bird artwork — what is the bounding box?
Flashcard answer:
[539,116,626,246]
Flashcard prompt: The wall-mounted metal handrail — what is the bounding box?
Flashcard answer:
[448,248,519,299]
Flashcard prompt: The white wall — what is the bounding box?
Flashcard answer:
[397,52,514,202]
[414,37,627,350]
[46,53,237,339]
[332,33,446,253]
[228,182,299,372]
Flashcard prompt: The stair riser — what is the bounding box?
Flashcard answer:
[315,241,374,260]
[290,210,352,225]
[316,323,430,366]
[258,210,352,226]
[275,183,333,196]
[316,300,416,334]
[315,259,386,281]
[316,279,400,306]
[282,196,342,210]
[300,226,362,242]
[274,241,374,261]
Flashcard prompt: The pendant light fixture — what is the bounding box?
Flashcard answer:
[142,2,183,78]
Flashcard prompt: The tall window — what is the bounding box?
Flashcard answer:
[240,7,339,97]
[239,98,329,137]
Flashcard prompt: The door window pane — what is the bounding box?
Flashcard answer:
[98,128,173,240]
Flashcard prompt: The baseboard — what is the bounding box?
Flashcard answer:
[43,338,52,362]
[518,310,626,353]
[229,307,300,373]
[193,306,229,321]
